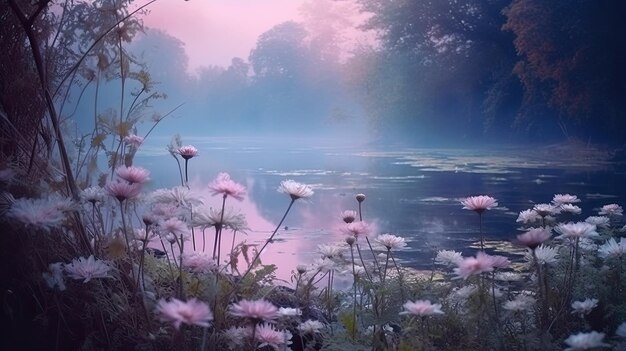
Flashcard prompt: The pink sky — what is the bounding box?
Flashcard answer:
[142,0,306,70]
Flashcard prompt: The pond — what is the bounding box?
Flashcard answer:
[136,136,626,281]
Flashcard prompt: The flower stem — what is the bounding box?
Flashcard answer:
[240,198,295,281]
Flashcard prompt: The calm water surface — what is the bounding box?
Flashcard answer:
[136,137,626,279]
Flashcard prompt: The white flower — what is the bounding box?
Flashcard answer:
[555,222,598,239]
[585,216,610,228]
[533,203,561,217]
[599,204,623,217]
[149,187,203,209]
[503,295,535,312]
[158,217,189,237]
[451,285,478,300]
[598,238,626,259]
[526,245,559,265]
[552,194,581,205]
[192,206,248,231]
[435,250,463,266]
[298,319,324,334]
[517,209,541,224]
[571,298,599,315]
[81,186,106,204]
[494,272,523,282]
[375,233,407,250]
[7,196,74,230]
[64,255,112,283]
[399,300,444,316]
[560,204,582,215]
[317,244,343,259]
[278,180,314,200]
[222,326,251,349]
[564,331,608,350]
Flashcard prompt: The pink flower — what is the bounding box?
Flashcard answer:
[156,298,213,329]
[229,299,279,322]
[341,221,370,239]
[182,252,217,273]
[105,180,142,202]
[177,145,198,160]
[123,134,144,148]
[64,255,112,283]
[208,172,246,201]
[453,251,494,279]
[461,195,498,214]
[517,228,552,249]
[158,217,189,237]
[399,300,444,316]
[116,166,151,184]
[487,254,511,269]
[533,203,561,217]
[255,323,293,350]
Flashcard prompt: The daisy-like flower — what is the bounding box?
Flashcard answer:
[255,323,293,350]
[317,244,343,259]
[341,210,357,223]
[298,319,325,334]
[81,186,106,204]
[517,227,552,249]
[487,254,511,269]
[207,172,246,201]
[461,195,498,214]
[193,206,248,231]
[182,251,217,273]
[7,196,70,230]
[494,271,523,282]
[585,216,610,228]
[105,180,142,202]
[278,180,314,200]
[116,166,151,184]
[525,245,559,265]
[229,299,279,322]
[123,134,144,148]
[533,203,561,217]
[571,298,599,315]
[399,300,444,316]
[450,285,478,301]
[453,251,494,279]
[503,295,535,312]
[599,203,623,217]
[560,204,582,215]
[42,262,66,291]
[156,298,213,330]
[149,187,203,208]
[552,194,581,205]
[563,331,608,350]
[341,221,370,239]
[158,217,189,237]
[64,255,112,283]
[598,238,626,259]
[517,209,541,224]
[177,145,198,160]
[375,233,407,250]
[223,326,252,349]
[555,222,598,239]
[435,250,463,266]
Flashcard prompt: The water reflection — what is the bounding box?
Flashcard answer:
[138,137,626,280]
